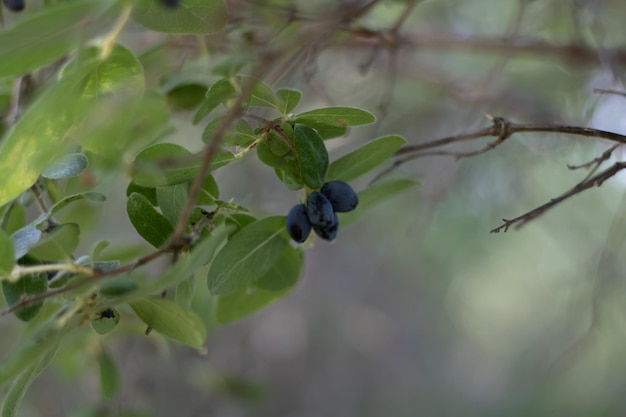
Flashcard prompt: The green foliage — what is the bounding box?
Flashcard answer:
[0,2,417,414]
[130,297,206,348]
[132,0,227,35]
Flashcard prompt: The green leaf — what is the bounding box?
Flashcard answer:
[130,297,207,349]
[126,193,174,248]
[255,245,303,291]
[66,44,146,155]
[126,182,158,206]
[132,143,199,188]
[0,0,115,78]
[338,179,418,226]
[0,65,93,206]
[210,150,240,171]
[294,106,376,127]
[310,124,347,140]
[193,78,236,124]
[2,273,47,321]
[90,308,121,334]
[327,135,407,182]
[0,341,59,417]
[276,88,302,114]
[34,192,106,227]
[133,0,227,35]
[28,223,80,261]
[167,83,207,110]
[215,287,288,324]
[97,349,119,399]
[197,175,220,206]
[207,216,289,295]
[243,76,282,110]
[41,153,88,179]
[156,183,188,226]
[202,117,256,147]
[10,226,41,260]
[1,202,25,235]
[293,124,329,189]
[0,319,69,388]
[175,275,196,307]
[0,229,15,279]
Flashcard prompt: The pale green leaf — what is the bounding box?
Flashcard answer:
[207,216,289,295]
[156,183,188,226]
[126,193,173,248]
[0,341,59,417]
[276,88,302,115]
[41,153,88,179]
[130,297,207,348]
[294,106,376,127]
[327,135,407,182]
[133,0,227,35]
[0,0,115,78]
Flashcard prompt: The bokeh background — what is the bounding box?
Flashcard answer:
[5,0,626,416]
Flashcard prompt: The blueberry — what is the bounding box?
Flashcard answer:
[2,0,24,11]
[313,212,338,241]
[286,204,311,243]
[321,180,358,213]
[306,191,335,228]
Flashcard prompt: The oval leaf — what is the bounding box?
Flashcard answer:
[294,106,376,127]
[90,308,121,334]
[133,0,227,35]
[207,216,289,295]
[10,226,42,260]
[215,287,288,324]
[97,349,119,399]
[293,124,329,189]
[276,88,302,115]
[41,153,88,179]
[132,143,199,187]
[130,297,207,349]
[255,245,303,291]
[126,193,174,248]
[2,273,47,321]
[327,135,407,182]
[193,78,236,124]
[0,341,59,417]
[0,0,115,78]
[34,192,106,227]
[156,183,188,226]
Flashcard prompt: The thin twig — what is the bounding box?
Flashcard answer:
[490,161,626,233]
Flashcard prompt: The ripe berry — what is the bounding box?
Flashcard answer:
[286,204,311,243]
[306,192,335,228]
[2,0,25,11]
[321,180,358,212]
[313,212,338,241]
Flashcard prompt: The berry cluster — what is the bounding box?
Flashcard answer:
[286,180,358,243]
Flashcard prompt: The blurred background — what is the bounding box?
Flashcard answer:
[5,0,626,416]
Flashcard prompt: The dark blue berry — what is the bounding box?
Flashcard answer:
[313,212,338,241]
[286,204,311,243]
[2,0,24,11]
[321,180,358,213]
[306,192,335,228]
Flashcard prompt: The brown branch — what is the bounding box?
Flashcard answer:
[490,161,626,233]
[0,248,168,318]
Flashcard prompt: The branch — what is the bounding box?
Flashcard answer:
[491,161,626,233]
